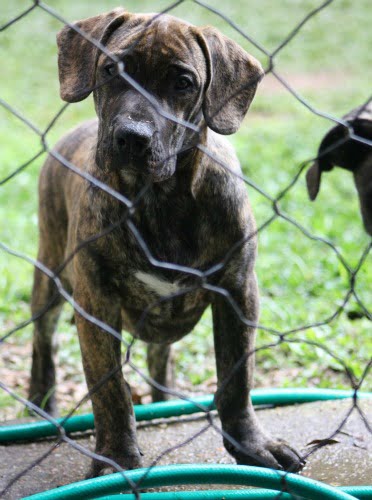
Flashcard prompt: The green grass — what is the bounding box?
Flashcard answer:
[0,0,371,416]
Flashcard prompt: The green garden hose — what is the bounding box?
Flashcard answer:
[21,464,360,500]
[98,486,372,500]
[2,389,370,500]
[1,388,370,443]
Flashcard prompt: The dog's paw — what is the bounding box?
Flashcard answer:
[97,466,117,477]
[86,453,143,479]
[224,432,305,473]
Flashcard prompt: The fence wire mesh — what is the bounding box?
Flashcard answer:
[0,0,371,498]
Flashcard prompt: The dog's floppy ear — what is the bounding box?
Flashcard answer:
[57,8,128,102]
[196,26,264,135]
[306,161,322,201]
[306,124,343,200]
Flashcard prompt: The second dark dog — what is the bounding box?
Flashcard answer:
[306,101,372,235]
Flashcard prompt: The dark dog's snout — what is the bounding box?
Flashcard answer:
[114,121,153,158]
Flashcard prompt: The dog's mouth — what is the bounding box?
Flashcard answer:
[146,156,177,182]
[115,154,177,183]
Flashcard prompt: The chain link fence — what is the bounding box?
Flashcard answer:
[0,0,371,498]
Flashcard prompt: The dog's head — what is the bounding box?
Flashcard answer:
[57,9,263,182]
[306,103,372,235]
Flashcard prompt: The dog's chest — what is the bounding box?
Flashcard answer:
[119,269,209,342]
[86,185,221,339]
[134,271,184,296]
[125,267,206,311]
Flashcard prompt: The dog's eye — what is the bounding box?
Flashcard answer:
[174,76,193,91]
[105,64,117,77]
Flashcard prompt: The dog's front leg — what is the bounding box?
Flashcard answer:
[212,270,304,472]
[74,279,142,477]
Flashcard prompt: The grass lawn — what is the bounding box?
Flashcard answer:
[0,0,371,417]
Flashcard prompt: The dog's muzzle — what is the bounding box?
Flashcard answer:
[113,120,175,181]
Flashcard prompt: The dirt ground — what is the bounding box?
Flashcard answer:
[0,399,371,499]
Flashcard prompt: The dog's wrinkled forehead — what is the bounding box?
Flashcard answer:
[99,14,205,76]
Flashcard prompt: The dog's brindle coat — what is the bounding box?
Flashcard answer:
[29,9,303,477]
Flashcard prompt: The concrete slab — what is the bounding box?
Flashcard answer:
[0,399,371,499]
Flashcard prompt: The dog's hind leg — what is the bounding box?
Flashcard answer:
[147,343,174,402]
[28,157,71,416]
[28,248,65,417]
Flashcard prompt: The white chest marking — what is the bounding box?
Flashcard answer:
[134,271,183,297]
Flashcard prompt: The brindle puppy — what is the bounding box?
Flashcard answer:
[29,8,303,477]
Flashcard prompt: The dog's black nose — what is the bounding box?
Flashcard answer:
[114,121,152,158]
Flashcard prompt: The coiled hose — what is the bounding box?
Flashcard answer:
[21,464,369,500]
